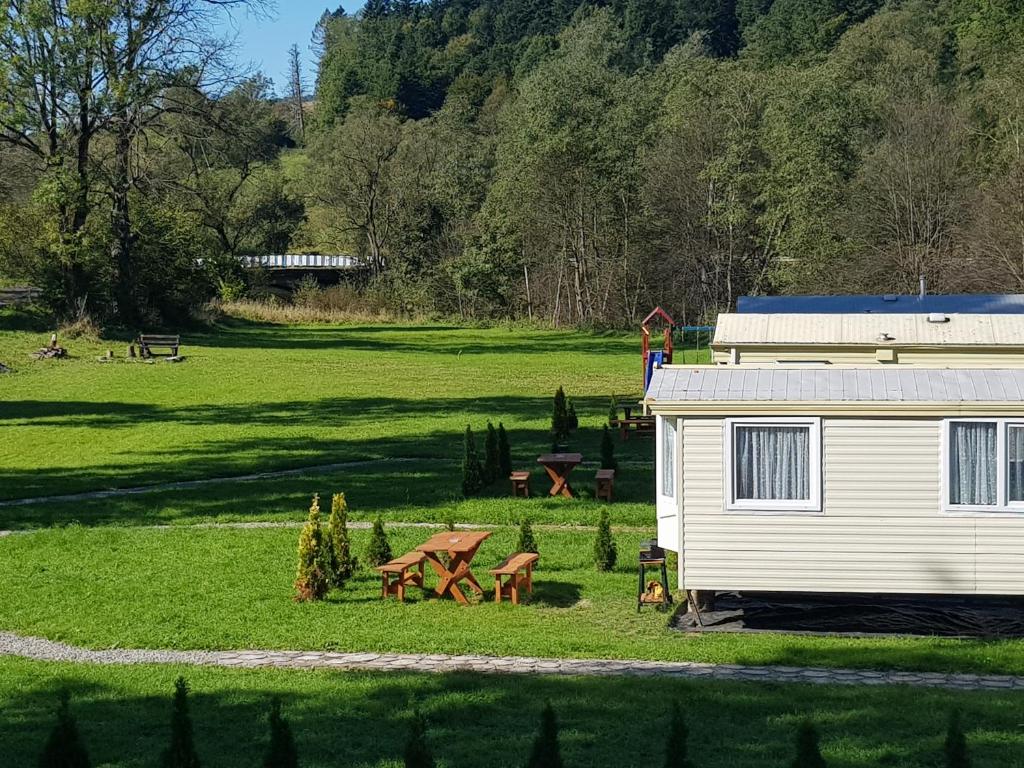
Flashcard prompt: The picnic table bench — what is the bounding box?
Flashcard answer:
[510,470,531,497]
[376,551,427,601]
[610,416,655,441]
[416,530,492,604]
[137,334,181,358]
[596,468,615,501]
[537,452,582,498]
[489,552,539,605]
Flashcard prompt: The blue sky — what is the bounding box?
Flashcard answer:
[216,2,364,96]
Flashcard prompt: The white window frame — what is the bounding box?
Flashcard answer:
[941,418,1024,514]
[724,417,822,514]
[660,416,676,499]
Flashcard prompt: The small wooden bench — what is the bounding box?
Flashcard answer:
[138,334,181,358]
[510,470,531,498]
[596,469,615,501]
[375,551,427,601]
[489,552,539,605]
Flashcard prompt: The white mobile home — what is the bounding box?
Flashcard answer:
[645,366,1024,596]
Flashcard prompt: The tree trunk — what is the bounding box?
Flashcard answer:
[110,121,137,325]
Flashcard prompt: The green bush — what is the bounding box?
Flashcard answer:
[294,494,331,602]
[600,425,618,471]
[161,677,201,768]
[517,517,538,554]
[484,421,500,484]
[498,422,512,478]
[567,399,578,431]
[325,492,356,588]
[945,711,970,768]
[526,703,563,768]
[262,698,298,768]
[462,425,485,497]
[608,395,618,426]
[366,516,393,567]
[38,692,90,768]
[663,701,689,768]
[791,721,826,768]
[404,711,435,768]
[551,387,570,445]
[593,509,617,571]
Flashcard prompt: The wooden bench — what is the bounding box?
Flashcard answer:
[375,551,427,601]
[489,552,539,605]
[510,470,531,498]
[610,416,655,441]
[596,469,615,501]
[138,334,181,358]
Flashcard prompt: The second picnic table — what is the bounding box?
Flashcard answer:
[537,452,583,498]
[415,530,492,604]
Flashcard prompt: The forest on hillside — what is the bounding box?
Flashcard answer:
[2,0,1024,327]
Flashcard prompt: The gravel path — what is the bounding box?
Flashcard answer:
[1,631,1022,691]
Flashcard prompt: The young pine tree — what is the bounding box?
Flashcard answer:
[567,399,578,431]
[945,711,970,768]
[484,421,500,484]
[791,721,826,768]
[593,509,617,571]
[600,425,618,471]
[161,677,200,768]
[38,692,90,768]
[366,516,393,567]
[325,492,356,588]
[262,698,298,768]
[663,701,689,768]
[526,703,563,768]
[497,422,512,479]
[551,387,569,445]
[404,711,435,768]
[294,494,330,601]
[608,395,618,426]
[462,425,485,497]
[518,517,538,554]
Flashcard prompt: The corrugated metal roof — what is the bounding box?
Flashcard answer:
[712,313,1024,347]
[646,367,1024,402]
[737,294,1024,314]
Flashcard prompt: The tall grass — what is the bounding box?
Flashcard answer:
[216,299,413,325]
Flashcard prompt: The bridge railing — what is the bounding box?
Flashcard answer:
[242,254,358,269]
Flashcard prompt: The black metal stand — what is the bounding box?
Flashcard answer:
[638,558,673,611]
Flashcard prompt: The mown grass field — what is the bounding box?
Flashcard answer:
[3,657,1024,768]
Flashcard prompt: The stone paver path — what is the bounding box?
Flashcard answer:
[2,631,1022,691]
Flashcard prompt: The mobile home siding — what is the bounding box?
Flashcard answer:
[679,417,1024,594]
[712,346,1024,367]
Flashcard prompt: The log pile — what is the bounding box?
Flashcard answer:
[33,333,67,360]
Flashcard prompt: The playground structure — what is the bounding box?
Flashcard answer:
[641,307,715,391]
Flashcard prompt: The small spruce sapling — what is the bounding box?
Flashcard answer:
[294,494,330,601]
[945,711,970,768]
[366,516,393,567]
[593,509,617,571]
[262,698,298,768]
[608,395,618,426]
[791,721,826,768]
[484,421,500,484]
[404,711,435,768]
[325,492,356,587]
[663,701,689,768]
[567,399,578,431]
[498,422,512,479]
[600,425,618,471]
[526,703,563,768]
[38,692,91,768]
[161,677,201,768]
[462,425,485,497]
[551,387,569,445]
[517,517,538,554]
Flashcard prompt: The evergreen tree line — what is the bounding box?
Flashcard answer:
[36,689,977,768]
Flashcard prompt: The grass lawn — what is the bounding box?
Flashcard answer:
[3,657,1024,768]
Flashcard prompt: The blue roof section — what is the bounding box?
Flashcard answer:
[736,294,1024,314]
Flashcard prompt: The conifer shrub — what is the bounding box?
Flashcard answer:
[526,703,563,768]
[945,711,970,768]
[518,517,538,554]
[294,494,330,602]
[443,510,456,531]
[39,692,90,768]
[608,395,618,426]
[366,516,393,567]
[498,422,512,478]
[791,721,826,768]
[262,698,298,768]
[567,399,578,431]
[484,421,500,484]
[600,425,618,471]
[404,711,435,768]
[551,387,570,445]
[663,701,689,768]
[325,492,356,588]
[462,425,485,497]
[161,677,201,768]
[593,509,617,571]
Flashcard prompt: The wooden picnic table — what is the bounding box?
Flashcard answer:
[415,530,492,604]
[536,452,583,498]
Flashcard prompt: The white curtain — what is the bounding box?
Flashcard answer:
[661,419,675,498]
[1009,426,1024,502]
[735,426,810,501]
[950,422,997,505]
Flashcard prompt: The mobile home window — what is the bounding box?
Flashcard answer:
[725,418,821,512]
[661,418,676,498]
[945,420,1024,511]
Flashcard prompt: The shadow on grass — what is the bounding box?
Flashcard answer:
[529,580,583,608]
